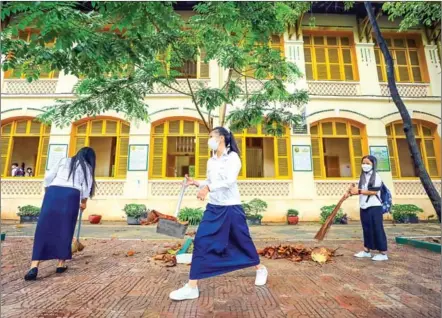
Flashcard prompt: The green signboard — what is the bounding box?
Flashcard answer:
[369,146,390,172]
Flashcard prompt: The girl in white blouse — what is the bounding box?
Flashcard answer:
[24,147,96,280]
[169,127,267,301]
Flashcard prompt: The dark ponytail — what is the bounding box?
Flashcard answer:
[213,126,241,157]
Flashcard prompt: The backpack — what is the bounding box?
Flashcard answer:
[15,168,25,177]
[366,182,392,214]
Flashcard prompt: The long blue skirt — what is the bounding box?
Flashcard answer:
[32,186,80,261]
[360,206,388,252]
[189,204,260,280]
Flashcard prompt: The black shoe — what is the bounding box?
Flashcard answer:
[24,267,38,281]
[56,265,68,274]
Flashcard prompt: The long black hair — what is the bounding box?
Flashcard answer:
[69,147,97,198]
[358,155,377,189]
[212,126,240,157]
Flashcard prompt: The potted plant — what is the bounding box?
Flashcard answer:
[123,204,148,225]
[88,214,102,224]
[17,205,40,223]
[243,198,267,226]
[320,205,345,225]
[392,204,423,224]
[178,207,203,225]
[287,209,299,225]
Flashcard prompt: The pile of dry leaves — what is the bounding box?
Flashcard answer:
[153,243,182,267]
[257,244,340,264]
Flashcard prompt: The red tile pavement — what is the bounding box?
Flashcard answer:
[1,238,440,318]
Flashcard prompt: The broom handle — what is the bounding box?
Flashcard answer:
[174,179,186,217]
[314,193,348,241]
[76,209,83,241]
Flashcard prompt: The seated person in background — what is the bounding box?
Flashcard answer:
[26,167,33,177]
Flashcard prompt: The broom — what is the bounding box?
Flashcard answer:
[72,208,85,253]
[314,190,350,241]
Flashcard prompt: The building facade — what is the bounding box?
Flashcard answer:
[1,13,441,222]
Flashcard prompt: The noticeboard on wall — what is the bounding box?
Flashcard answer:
[46,144,68,171]
[292,145,313,172]
[128,145,149,171]
[369,146,391,172]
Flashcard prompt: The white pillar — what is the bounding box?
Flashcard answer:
[55,70,79,94]
[291,135,316,200]
[423,45,441,96]
[355,43,381,96]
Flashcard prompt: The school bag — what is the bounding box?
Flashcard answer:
[14,168,25,177]
[366,182,392,214]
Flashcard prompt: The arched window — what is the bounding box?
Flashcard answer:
[1,118,51,177]
[311,119,367,179]
[150,118,209,179]
[387,120,440,178]
[71,118,130,178]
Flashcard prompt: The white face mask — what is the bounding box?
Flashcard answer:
[208,137,220,151]
[361,164,373,172]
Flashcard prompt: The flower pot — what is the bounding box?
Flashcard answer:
[127,216,140,225]
[246,218,261,226]
[1,233,5,241]
[287,216,299,225]
[20,216,39,224]
[408,215,419,224]
[88,214,102,224]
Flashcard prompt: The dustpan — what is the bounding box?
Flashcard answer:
[156,179,189,238]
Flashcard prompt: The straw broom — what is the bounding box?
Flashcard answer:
[314,191,350,241]
[72,209,85,253]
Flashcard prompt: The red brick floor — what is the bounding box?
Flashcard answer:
[1,238,440,318]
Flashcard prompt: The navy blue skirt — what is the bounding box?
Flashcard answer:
[32,186,80,261]
[189,204,260,280]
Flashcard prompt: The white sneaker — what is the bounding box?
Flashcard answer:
[354,251,372,258]
[255,266,268,286]
[372,254,388,261]
[169,284,199,301]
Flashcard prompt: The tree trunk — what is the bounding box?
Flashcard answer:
[364,2,441,222]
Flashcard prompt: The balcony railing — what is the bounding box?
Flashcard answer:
[307,81,361,96]
[380,83,431,98]
[2,79,58,95]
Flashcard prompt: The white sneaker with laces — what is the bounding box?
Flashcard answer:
[354,251,372,258]
[255,266,268,286]
[372,254,388,261]
[169,284,199,301]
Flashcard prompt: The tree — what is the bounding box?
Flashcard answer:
[364,1,441,222]
[1,1,310,135]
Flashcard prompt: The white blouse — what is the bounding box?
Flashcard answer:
[199,150,241,206]
[44,158,93,200]
[359,171,382,209]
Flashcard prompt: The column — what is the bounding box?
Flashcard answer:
[424,45,441,96]
[55,70,79,94]
[291,134,316,200]
[355,43,381,96]
[284,37,308,92]
[123,120,150,199]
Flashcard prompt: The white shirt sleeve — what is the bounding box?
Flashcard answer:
[208,152,241,192]
[80,166,93,200]
[44,158,64,188]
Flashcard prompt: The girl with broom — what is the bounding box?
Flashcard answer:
[169,127,268,301]
[24,147,96,280]
[346,155,388,261]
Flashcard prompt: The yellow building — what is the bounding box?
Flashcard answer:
[1,13,440,222]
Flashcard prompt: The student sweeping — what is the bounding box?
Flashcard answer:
[24,147,96,280]
[346,155,388,261]
[169,126,268,301]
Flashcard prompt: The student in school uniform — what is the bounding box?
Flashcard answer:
[346,155,388,261]
[169,126,268,301]
[24,147,96,280]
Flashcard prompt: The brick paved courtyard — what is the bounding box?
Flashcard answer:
[1,236,440,318]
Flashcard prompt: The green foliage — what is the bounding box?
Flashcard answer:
[123,204,147,218]
[17,205,41,216]
[1,2,310,132]
[391,204,423,222]
[319,205,344,225]
[178,207,204,225]
[287,209,299,217]
[382,2,441,31]
[243,198,267,221]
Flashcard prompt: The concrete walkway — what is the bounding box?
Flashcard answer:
[2,221,441,241]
